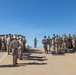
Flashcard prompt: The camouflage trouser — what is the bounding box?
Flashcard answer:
[59,44,62,50]
[55,43,59,51]
[47,44,51,52]
[23,44,25,52]
[7,44,10,54]
[12,48,18,64]
[62,42,68,51]
[44,44,48,54]
[52,43,55,50]
[18,47,23,60]
[72,43,76,49]
[0,42,2,50]
[34,43,37,48]
[2,42,5,51]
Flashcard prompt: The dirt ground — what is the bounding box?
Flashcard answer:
[0,48,76,75]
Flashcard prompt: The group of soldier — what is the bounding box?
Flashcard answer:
[0,34,27,65]
[42,34,76,54]
[0,33,76,64]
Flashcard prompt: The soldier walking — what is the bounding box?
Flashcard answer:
[10,36,19,65]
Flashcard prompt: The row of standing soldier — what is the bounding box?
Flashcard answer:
[0,34,27,65]
[42,34,76,54]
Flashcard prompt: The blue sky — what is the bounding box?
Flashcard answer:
[0,0,76,47]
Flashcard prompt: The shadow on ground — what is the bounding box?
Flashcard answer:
[28,49,44,54]
[19,62,47,66]
[0,62,47,68]
[51,49,76,55]
[51,50,65,56]
[22,48,47,61]
[0,64,20,68]
[0,48,47,68]
[22,55,47,61]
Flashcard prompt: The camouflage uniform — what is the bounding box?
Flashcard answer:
[68,34,72,49]
[18,39,23,60]
[55,34,59,52]
[72,34,76,50]
[1,35,6,51]
[58,35,63,50]
[22,36,27,52]
[47,36,52,52]
[62,34,68,52]
[0,35,2,51]
[34,37,38,48]
[52,34,55,50]
[6,35,11,54]
[10,37,19,65]
[42,36,48,54]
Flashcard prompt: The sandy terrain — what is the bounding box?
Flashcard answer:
[0,48,76,75]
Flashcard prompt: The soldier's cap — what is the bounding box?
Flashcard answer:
[22,36,23,37]
[14,34,17,36]
[6,34,8,36]
[18,34,21,36]
[48,36,50,38]
[58,35,60,37]
[3,34,5,36]
[68,34,70,35]
[11,35,13,36]
[9,33,11,35]
[56,34,58,36]
[44,36,46,38]
[63,33,66,36]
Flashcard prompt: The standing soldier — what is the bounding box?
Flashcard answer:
[42,36,48,54]
[55,34,59,53]
[1,34,6,51]
[68,34,72,49]
[11,35,14,42]
[72,34,76,50]
[47,36,52,52]
[6,35,11,55]
[10,36,19,65]
[18,38,23,60]
[62,34,68,52]
[34,37,38,48]
[0,35,2,51]
[52,34,56,50]
[22,36,27,52]
[58,35,62,51]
